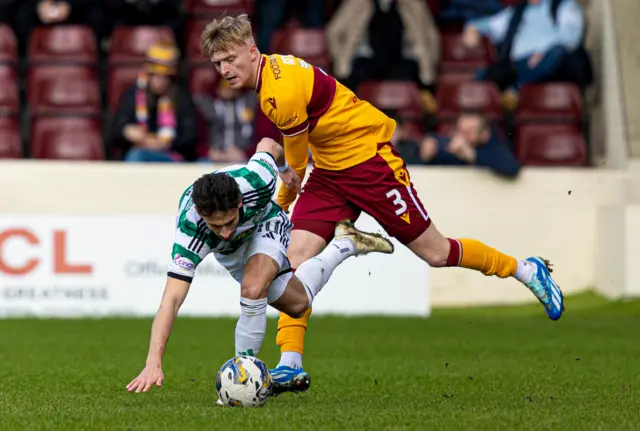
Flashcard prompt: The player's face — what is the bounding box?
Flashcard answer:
[200,206,241,241]
[211,43,257,90]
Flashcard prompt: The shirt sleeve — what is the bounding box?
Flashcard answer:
[167,202,212,283]
[247,151,279,186]
[556,1,585,50]
[261,55,310,137]
[465,7,513,43]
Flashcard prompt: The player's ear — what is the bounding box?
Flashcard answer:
[248,42,258,61]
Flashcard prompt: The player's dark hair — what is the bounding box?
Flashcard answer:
[191,173,241,216]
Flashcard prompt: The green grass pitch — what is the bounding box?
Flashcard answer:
[1,292,639,430]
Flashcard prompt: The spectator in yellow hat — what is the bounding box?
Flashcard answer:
[110,41,199,163]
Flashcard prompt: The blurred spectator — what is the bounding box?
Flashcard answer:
[195,79,258,163]
[256,0,325,53]
[110,41,198,163]
[109,0,183,53]
[326,0,440,92]
[0,1,19,25]
[438,0,504,21]
[396,111,520,178]
[463,0,591,108]
[15,0,107,54]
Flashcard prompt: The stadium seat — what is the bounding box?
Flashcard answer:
[0,65,19,115]
[438,70,477,84]
[109,26,176,65]
[30,116,104,160]
[436,80,502,122]
[440,32,496,73]
[269,28,331,71]
[185,0,252,17]
[28,66,100,116]
[186,19,210,64]
[516,83,583,124]
[0,116,21,158]
[108,65,142,111]
[515,124,588,166]
[189,66,220,98]
[0,24,17,64]
[356,81,423,119]
[28,25,97,64]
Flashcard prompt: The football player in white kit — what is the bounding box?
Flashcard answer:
[126,137,394,395]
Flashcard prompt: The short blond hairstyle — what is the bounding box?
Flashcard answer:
[201,14,254,58]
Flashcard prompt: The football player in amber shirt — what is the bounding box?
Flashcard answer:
[201,14,564,396]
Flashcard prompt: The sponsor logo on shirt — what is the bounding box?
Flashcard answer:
[173,254,195,271]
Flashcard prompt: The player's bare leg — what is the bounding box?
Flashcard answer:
[407,223,564,320]
[270,221,394,395]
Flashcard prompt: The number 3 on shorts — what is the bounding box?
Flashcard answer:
[386,189,407,216]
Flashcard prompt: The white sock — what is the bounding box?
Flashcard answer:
[235,297,268,357]
[514,260,535,284]
[295,237,355,302]
[278,351,303,369]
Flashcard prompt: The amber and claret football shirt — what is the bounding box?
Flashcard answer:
[255,54,396,171]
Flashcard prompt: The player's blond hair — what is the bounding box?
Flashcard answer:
[201,14,254,58]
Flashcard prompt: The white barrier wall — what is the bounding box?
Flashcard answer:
[0,160,637,316]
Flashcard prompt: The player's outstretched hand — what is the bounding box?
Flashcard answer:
[126,364,164,393]
[279,167,301,193]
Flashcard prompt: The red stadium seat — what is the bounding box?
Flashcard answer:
[30,116,104,160]
[0,65,19,115]
[0,24,17,64]
[357,81,423,119]
[515,124,588,166]
[28,66,100,115]
[440,32,496,72]
[185,0,252,17]
[189,66,220,98]
[28,25,97,64]
[438,70,477,84]
[436,80,502,121]
[269,28,331,71]
[108,65,142,111]
[516,83,583,124]
[0,116,21,158]
[186,19,210,64]
[109,26,176,65]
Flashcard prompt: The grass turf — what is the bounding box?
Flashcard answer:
[0,291,639,430]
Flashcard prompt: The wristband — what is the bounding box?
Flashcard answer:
[277,161,289,173]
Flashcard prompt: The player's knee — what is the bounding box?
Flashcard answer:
[240,283,268,301]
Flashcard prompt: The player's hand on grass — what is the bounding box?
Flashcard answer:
[127,364,164,393]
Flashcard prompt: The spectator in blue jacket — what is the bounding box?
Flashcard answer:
[463,0,586,107]
[397,111,520,179]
